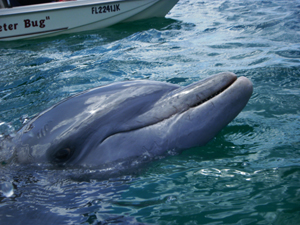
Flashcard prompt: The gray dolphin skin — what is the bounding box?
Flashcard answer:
[10,72,252,167]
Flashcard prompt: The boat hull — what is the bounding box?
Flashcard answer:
[0,0,179,41]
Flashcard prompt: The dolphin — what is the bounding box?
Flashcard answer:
[5,72,252,168]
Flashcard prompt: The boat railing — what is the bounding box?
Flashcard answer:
[0,0,57,8]
[0,0,23,8]
[0,0,9,8]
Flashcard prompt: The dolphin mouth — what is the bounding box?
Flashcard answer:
[162,72,239,113]
[190,77,237,108]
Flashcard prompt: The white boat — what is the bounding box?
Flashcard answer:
[0,0,179,41]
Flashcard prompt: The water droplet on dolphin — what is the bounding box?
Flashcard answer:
[1,181,14,198]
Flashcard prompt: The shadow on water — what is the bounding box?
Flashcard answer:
[0,17,179,50]
[170,127,256,170]
[0,163,142,224]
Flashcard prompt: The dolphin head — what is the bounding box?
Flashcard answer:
[12,72,253,168]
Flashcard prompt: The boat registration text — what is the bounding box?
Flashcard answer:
[91,4,120,14]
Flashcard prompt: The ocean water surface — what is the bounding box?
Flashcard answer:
[0,0,300,224]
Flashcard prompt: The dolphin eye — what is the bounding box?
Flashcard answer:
[53,148,72,162]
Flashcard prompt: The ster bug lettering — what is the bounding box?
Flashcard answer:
[0,23,18,32]
[0,16,50,34]
[24,19,46,29]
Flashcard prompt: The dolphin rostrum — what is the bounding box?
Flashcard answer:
[4,72,252,168]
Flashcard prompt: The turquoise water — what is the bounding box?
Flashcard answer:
[0,0,300,224]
